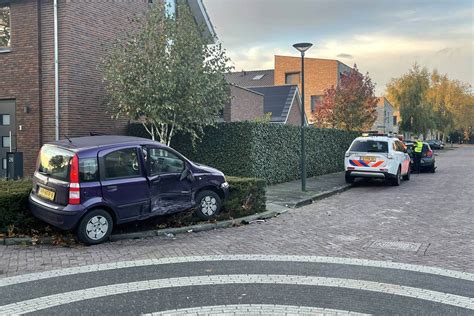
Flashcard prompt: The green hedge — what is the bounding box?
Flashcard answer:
[0,177,266,234]
[222,176,266,218]
[0,179,39,233]
[129,122,358,184]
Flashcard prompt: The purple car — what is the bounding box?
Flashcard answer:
[29,136,229,245]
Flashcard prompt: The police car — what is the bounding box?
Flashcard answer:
[344,133,411,186]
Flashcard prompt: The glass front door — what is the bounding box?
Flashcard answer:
[0,100,15,178]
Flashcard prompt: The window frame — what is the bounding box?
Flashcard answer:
[0,114,10,126]
[145,146,185,177]
[310,95,324,113]
[101,147,143,181]
[79,157,99,183]
[2,135,10,148]
[285,72,300,85]
[0,4,11,52]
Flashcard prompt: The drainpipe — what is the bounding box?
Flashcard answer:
[54,0,59,140]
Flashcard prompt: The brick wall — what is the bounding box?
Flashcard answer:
[274,55,344,123]
[0,0,41,174]
[225,85,264,122]
[60,0,149,138]
[1,0,149,175]
[285,96,302,126]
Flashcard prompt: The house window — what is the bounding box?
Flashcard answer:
[393,115,398,125]
[285,72,300,85]
[310,95,324,113]
[2,158,6,170]
[252,74,265,80]
[0,5,11,50]
[164,0,176,17]
[2,136,10,148]
[1,114,10,125]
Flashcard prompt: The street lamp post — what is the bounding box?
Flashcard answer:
[293,42,313,191]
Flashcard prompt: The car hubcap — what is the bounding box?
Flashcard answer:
[201,196,217,216]
[85,216,109,240]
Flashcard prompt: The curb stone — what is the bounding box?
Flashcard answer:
[292,184,353,208]
[1,209,282,246]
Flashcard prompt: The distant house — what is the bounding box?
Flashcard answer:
[393,110,400,133]
[225,69,274,87]
[248,85,307,126]
[371,97,395,133]
[274,55,353,121]
[222,85,264,123]
[225,56,353,125]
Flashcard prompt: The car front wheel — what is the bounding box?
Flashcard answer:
[195,190,222,220]
[76,209,113,245]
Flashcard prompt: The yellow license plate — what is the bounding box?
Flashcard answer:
[38,187,55,201]
[362,156,376,162]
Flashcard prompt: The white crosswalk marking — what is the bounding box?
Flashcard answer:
[1,255,473,287]
[1,274,473,314]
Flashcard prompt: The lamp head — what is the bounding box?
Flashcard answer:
[293,42,313,53]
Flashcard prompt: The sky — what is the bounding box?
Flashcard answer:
[204,0,474,95]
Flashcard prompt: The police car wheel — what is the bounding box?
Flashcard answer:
[345,173,354,184]
[402,168,410,181]
[391,167,401,186]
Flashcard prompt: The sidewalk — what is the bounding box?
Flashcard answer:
[266,171,351,211]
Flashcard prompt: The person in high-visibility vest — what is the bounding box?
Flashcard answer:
[413,137,424,173]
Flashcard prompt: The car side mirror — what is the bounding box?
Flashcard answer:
[180,166,195,182]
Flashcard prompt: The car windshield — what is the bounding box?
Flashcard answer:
[37,145,74,181]
[349,140,388,153]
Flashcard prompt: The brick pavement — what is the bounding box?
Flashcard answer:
[0,146,472,277]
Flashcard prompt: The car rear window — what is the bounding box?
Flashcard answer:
[37,145,74,181]
[349,140,388,153]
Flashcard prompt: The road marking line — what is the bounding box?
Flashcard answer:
[1,255,473,287]
[142,304,371,316]
[1,274,473,314]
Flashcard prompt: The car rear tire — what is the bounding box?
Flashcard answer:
[391,167,401,186]
[402,168,410,181]
[345,173,354,184]
[195,190,222,220]
[76,209,113,245]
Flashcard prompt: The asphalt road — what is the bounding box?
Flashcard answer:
[0,145,473,315]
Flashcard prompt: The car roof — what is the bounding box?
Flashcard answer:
[48,135,156,151]
[354,136,394,142]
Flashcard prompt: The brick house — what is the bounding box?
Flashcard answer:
[0,0,215,177]
[371,97,396,133]
[225,56,352,126]
[248,85,307,126]
[222,85,264,122]
[274,55,352,122]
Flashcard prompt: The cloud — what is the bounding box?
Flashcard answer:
[204,0,473,94]
[336,53,353,59]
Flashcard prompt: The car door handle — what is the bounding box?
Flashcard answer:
[106,185,118,192]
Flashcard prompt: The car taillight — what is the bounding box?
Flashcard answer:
[69,154,80,205]
[426,149,433,158]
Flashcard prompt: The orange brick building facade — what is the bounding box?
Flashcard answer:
[274,55,352,124]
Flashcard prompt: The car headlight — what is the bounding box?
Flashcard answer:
[221,182,229,189]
